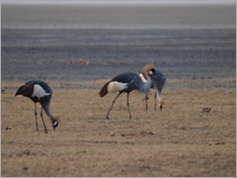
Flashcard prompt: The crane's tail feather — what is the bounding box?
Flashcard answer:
[99,81,110,97]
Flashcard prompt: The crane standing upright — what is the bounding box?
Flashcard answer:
[140,68,166,110]
[15,80,58,133]
[99,64,156,120]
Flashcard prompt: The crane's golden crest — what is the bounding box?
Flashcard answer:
[143,64,155,74]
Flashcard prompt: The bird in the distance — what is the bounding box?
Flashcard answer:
[15,80,58,133]
[99,64,156,119]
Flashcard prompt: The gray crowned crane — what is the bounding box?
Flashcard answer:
[99,64,156,120]
[140,68,166,110]
[15,80,58,133]
[151,69,166,110]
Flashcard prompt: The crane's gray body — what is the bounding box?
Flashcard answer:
[15,80,58,132]
[151,70,166,100]
[25,80,52,104]
[111,72,152,94]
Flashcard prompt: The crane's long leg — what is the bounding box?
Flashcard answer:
[106,92,122,120]
[145,94,149,111]
[146,97,148,111]
[34,103,38,131]
[154,91,157,111]
[142,95,149,110]
[40,107,48,133]
[127,93,132,119]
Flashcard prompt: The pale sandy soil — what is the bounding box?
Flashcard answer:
[1,80,235,177]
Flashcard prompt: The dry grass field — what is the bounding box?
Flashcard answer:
[1,79,235,177]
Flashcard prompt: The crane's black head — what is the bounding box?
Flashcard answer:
[15,83,34,97]
[148,68,156,76]
[148,68,156,81]
[52,120,58,129]
[52,116,59,130]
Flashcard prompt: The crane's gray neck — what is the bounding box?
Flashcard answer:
[138,73,152,94]
[42,103,55,122]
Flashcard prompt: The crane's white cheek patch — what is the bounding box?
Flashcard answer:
[31,84,50,99]
[108,81,127,93]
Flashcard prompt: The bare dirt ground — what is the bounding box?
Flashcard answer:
[1,79,235,177]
